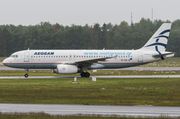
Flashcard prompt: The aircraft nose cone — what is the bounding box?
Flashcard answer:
[2,59,8,66]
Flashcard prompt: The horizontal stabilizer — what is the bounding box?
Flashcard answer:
[152,52,175,58]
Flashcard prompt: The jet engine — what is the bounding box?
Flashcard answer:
[53,64,79,74]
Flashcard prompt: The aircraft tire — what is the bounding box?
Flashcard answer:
[24,73,28,78]
[81,72,90,77]
[85,72,90,77]
[80,72,86,77]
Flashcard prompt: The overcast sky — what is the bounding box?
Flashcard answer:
[0,0,179,26]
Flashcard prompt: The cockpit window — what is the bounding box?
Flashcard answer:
[10,55,18,58]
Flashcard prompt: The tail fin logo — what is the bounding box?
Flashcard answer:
[144,29,170,54]
[145,29,170,48]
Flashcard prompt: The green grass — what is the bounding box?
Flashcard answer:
[0,112,179,119]
[1,58,180,119]
[0,78,180,106]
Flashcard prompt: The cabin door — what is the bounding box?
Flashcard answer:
[24,51,29,62]
[138,52,143,62]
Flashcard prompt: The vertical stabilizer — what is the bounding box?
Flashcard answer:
[140,23,171,53]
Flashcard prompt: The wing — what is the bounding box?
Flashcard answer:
[58,55,117,67]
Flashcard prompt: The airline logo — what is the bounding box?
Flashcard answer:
[145,29,170,48]
[145,29,170,55]
[34,52,54,55]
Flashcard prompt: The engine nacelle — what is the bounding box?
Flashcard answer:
[53,64,78,74]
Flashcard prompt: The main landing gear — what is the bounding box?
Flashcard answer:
[80,72,90,78]
[24,69,29,78]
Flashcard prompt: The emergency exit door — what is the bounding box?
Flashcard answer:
[138,52,143,62]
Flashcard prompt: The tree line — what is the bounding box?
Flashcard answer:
[0,18,180,57]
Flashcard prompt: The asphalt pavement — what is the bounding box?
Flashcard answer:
[0,104,180,117]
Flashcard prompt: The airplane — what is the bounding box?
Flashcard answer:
[3,23,175,78]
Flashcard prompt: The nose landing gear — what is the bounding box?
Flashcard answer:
[24,69,29,78]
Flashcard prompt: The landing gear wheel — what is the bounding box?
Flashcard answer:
[24,73,28,78]
[24,69,29,78]
[85,72,90,77]
[80,72,90,78]
[81,72,86,77]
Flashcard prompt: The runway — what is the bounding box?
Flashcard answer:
[0,104,180,117]
[0,75,180,79]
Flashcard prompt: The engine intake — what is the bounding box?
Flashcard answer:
[53,64,78,74]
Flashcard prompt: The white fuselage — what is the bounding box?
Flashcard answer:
[3,49,168,70]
